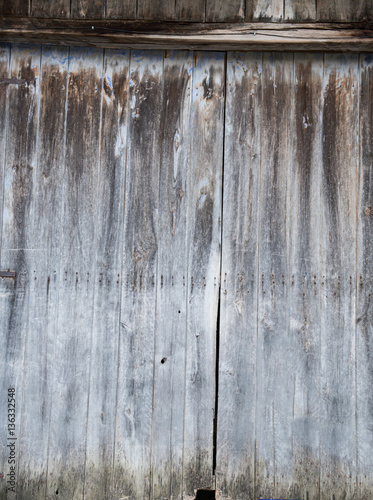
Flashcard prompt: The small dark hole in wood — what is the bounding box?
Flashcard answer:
[55,490,59,495]
[195,490,215,499]
[178,310,181,314]
[161,357,167,364]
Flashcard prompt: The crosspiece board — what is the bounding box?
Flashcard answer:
[0,45,372,500]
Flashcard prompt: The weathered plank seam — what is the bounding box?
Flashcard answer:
[150,49,165,500]
[318,52,324,500]
[355,53,361,500]
[82,46,105,500]
[44,44,70,500]
[254,51,263,500]
[112,47,131,498]
[181,48,194,499]
[212,51,228,481]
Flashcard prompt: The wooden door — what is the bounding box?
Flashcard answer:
[0,45,372,500]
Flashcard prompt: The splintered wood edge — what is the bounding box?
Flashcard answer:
[0,18,372,51]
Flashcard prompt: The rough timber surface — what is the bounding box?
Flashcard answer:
[183,51,225,498]
[83,48,130,500]
[319,53,358,500]
[17,46,69,500]
[288,52,323,500]
[2,0,372,22]
[151,50,193,500]
[0,43,41,500]
[215,50,262,500]
[113,49,164,500]
[1,44,373,500]
[357,52,373,500]
[2,19,373,53]
[45,46,103,500]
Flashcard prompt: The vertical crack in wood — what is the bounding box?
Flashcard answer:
[212,290,220,475]
[213,52,227,478]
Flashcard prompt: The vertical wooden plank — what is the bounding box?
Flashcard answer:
[205,0,244,22]
[0,42,41,498]
[317,0,373,22]
[16,46,69,500]
[1,0,29,16]
[0,42,11,500]
[46,46,103,500]
[0,276,17,500]
[83,48,130,500]
[105,0,136,19]
[357,53,373,500]
[31,0,70,18]
[255,52,292,500]
[113,49,163,500]
[151,50,193,500]
[175,0,205,21]
[285,0,316,20]
[215,51,262,500]
[248,0,283,20]
[0,43,10,262]
[137,0,175,20]
[71,0,105,19]
[289,52,323,500]
[183,51,225,499]
[319,53,358,500]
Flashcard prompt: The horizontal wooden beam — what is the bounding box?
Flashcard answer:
[0,17,373,51]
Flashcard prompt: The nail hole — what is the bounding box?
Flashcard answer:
[161,357,167,364]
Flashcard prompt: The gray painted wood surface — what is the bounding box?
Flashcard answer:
[1,44,373,500]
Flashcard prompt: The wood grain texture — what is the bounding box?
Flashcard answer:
[1,20,373,52]
[0,43,9,266]
[151,50,193,500]
[0,43,41,499]
[319,53,358,500]
[16,46,68,500]
[83,48,130,500]
[183,51,225,498]
[289,52,323,500]
[1,0,28,16]
[317,0,373,22]
[248,0,283,20]
[176,0,205,21]
[215,51,262,500]
[105,0,136,19]
[356,53,373,500]
[285,0,316,20]
[46,46,103,500]
[0,42,11,500]
[113,49,163,500]
[71,0,105,19]
[31,0,70,18]
[206,0,244,22]
[137,0,176,20]
[255,52,292,500]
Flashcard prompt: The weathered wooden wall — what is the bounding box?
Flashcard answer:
[1,0,373,22]
[0,44,373,500]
